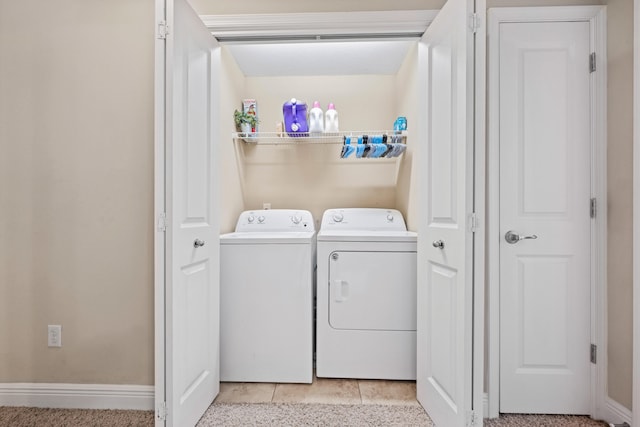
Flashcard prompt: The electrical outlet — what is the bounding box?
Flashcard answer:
[263,203,271,210]
[48,325,62,347]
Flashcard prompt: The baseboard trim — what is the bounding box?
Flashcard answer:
[602,397,632,426]
[482,392,630,423]
[0,383,154,410]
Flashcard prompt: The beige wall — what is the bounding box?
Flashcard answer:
[604,0,634,410]
[219,47,247,233]
[395,44,421,231]
[0,0,632,414]
[236,74,403,223]
[0,0,154,384]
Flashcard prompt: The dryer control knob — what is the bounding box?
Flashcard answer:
[387,214,394,222]
[247,215,255,223]
[291,214,302,224]
[332,212,344,223]
[257,215,265,223]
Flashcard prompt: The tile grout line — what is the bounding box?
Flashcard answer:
[357,379,363,404]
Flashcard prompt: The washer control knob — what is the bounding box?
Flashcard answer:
[257,215,265,223]
[387,214,394,222]
[247,215,255,223]
[332,212,344,223]
[291,214,302,224]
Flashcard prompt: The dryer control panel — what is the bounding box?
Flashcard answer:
[235,209,315,232]
[320,208,407,231]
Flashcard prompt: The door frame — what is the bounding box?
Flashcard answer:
[486,6,607,420]
[473,0,487,423]
[633,1,640,426]
[154,0,167,424]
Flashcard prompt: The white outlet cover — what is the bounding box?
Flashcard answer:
[48,325,62,347]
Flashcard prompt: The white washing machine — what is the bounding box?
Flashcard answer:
[220,209,315,383]
[316,208,417,380]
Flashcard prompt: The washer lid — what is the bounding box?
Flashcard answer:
[220,231,316,244]
[317,230,416,242]
[234,209,315,232]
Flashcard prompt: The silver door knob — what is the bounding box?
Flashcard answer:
[193,239,205,248]
[432,240,445,249]
[504,230,537,244]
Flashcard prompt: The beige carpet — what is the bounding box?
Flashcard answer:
[198,403,432,426]
[483,414,609,427]
[0,406,153,426]
[0,405,611,426]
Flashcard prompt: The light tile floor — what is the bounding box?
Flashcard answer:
[214,376,419,406]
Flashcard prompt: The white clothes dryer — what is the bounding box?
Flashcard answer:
[220,209,315,383]
[316,208,417,380]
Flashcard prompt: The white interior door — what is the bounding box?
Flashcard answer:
[163,0,220,425]
[416,0,478,425]
[498,20,591,414]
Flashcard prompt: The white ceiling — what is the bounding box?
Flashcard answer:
[203,10,436,76]
[224,40,417,77]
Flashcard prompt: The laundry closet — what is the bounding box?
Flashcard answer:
[157,2,483,425]
[211,13,427,382]
[207,12,437,233]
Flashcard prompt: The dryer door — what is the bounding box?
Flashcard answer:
[328,251,416,331]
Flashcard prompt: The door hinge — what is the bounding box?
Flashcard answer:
[468,212,479,233]
[157,212,167,232]
[591,343,597,364]
[157,20,169,39]
[157,401,167,421]
[590,198,597,219]
[590,52,596,73]
[469,13,480,34]
[466,410,479,427]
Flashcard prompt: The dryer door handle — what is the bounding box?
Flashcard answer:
[332,280,349,302]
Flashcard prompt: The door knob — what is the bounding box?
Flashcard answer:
[193,239,206,248]
[432,240,445,249]
[504,230,537,244]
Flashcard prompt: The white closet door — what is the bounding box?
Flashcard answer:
[163,0,220,425]
[416,0,478,425]
[499,20,591,415]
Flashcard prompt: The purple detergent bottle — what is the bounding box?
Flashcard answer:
[283,98,309,136]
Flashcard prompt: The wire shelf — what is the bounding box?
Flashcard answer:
[232,130,408,145]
